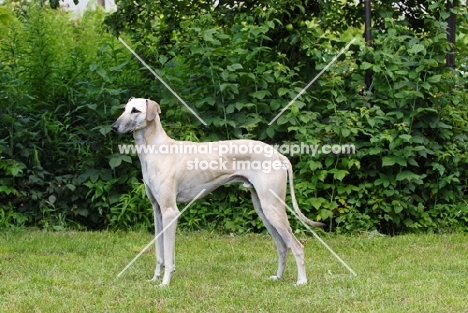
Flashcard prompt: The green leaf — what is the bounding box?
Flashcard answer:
[440,11,450,20]
[109,157,122,169]
[407,158,419,167]
[203,29,219,44]
[431,162,445,176]
[235,102,254,110]
[109,155,130,169]
[399,134,411,142]
[394,205,403,214]
[9,164,25,177]
[319,209,333,220]
[375,178,390,188]
[310,197,326,210]
[341,128,351,137]
[225,104,235,114]
[408,44,426,55]
[87,103,97,111]
[382,156,406,167]
[277,87,289,97]
[411,90,424,98]
[427,74,441,83]
[360,62,373,70]
[219,83,239,94]
[337,184,359,195]
[104,88,121,96]
[227,63,243,71]
[99,125,112,136]
[308,160,322,171]
[250,90,271,99]
[96,67,111,82]
[277,115,289,125]
[159,55,168,65]
[316,170,327,182]
[366,118,375,127]
[382,156,396,167]
[324,156,334,168]
[329,169,349,181]
[266,127,275,138]
[368,147,383,155]
[396,170,419,182]
[0,185,16,195]
[89,63,98,71]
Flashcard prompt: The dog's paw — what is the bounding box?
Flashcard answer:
[147,275,160,283]
[269,275,280,281]
[295,279,308,286]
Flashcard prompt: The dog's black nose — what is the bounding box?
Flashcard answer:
[111,123,118,131]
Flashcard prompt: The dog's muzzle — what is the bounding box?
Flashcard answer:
[111,122,119,132]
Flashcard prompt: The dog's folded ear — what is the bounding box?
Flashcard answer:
[146,99,162,121]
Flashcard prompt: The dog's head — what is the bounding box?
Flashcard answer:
[111,97,161,133]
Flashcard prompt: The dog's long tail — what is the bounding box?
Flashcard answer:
[284,159,326,227]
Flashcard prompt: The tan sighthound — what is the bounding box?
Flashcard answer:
[111,97,324,286]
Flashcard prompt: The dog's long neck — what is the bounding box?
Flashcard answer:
[133,116,173,147]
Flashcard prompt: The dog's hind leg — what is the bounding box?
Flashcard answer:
[251,188,288,281]
[255,186,308,285]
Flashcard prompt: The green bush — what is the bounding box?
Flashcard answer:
[0,2,146,229]
[1,0,467,233]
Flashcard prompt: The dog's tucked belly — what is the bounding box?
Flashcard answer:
[175,175,250,203]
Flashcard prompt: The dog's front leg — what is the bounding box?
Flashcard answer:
[160,204,180,286]
[152,203,165,281]
[145,185,164,282]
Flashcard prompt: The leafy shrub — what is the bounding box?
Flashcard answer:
[0,2,145,229]
[104,0,468,234]
[0,0,467,234]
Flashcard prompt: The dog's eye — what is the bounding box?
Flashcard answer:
[131,107,141,114]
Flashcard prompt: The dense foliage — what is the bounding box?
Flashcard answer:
[1,0,467,233]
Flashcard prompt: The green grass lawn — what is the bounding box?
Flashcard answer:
[0,229,467,312]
